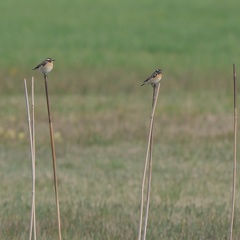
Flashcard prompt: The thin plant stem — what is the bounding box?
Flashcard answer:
[138,157,147,239]
[230,64,237,240]
[43,75,62,240]
[138,83,161,240]
[24,79,35,240]
[31,77,37,240]
[143,83,161,240]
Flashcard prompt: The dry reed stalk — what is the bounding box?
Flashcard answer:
[24,78,36,240]
[230,64,237,240]
[138,83,161,240]
[43,75,62,240]
[143,83,160,240]
[31,77,37,240]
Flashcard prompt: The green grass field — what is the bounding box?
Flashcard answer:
[1,0,240,239]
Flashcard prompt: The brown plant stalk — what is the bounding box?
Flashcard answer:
[43,75,62,240]
[138,83,161,240]
[230,64,237,240]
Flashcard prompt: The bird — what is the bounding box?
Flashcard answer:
[32,58,55,76]
[141,69,163,86]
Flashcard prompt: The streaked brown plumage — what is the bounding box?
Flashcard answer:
[141,69,163,86]
[32,58,55,76]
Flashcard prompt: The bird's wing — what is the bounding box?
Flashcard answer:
[32,60,47,70]
[151,71,158,79]
[40,59,48,66]
[32,64,41,70]
[144,72,156,82]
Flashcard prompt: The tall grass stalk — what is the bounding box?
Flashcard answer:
[24,78,36,240]
[138,83,161,240]
[43,75,62,240]
[229,64,237,240]
[31,77,36,240]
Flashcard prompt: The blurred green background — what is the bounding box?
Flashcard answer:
[1,0,240,92]
[1,0,240,239]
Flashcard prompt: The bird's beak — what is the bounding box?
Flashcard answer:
[53,59,55,61]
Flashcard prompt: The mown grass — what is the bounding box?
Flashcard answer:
[1,0,240,239]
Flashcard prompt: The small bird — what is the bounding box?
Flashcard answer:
[32,58,55,76]
[141,69,163,86]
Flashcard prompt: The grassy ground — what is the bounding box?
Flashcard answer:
[1,0,240,239]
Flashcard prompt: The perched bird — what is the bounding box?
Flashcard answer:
[32,58,55,76]
[141,69,163,86]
